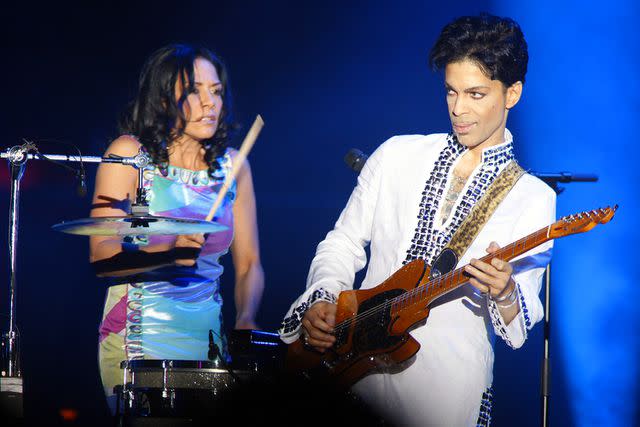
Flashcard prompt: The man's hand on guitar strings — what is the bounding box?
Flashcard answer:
[301,301,337,353]
[464,241,515,299]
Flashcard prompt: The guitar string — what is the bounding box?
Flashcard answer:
[331,209,604,334]
[331,230,545,333]
[331,237,520,334]
[331,226,554,334]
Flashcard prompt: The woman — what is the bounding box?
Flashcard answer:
[89,44,264,408]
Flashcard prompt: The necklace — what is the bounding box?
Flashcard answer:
[441,173,469,224]
[445,173,467,202]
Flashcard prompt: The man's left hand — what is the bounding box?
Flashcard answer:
[464,241,515,299]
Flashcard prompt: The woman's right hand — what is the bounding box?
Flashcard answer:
[173,233,206,266]
[301,301,337,353]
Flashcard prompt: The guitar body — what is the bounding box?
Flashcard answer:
[286,259,434,387]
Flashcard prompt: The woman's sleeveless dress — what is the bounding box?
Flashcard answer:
[97,151,236,402]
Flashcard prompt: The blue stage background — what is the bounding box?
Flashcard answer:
[1,1,637,425]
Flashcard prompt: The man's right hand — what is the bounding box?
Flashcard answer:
[301,301,337,353]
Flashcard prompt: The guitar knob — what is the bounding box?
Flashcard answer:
[321,360,335,370]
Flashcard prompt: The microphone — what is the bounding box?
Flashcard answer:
[531,172,598,184]
[208,330,218,358]
[76,170,87,197]
[344,148,369,173]
[208,329,223,367]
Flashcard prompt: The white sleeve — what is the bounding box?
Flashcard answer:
[487,184,556,349]
[278,138,390,343]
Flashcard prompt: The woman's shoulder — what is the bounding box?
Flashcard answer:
[225,146,238,158]
[104,135,143,157]
[223,146,252,169]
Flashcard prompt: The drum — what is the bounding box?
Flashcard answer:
[115,331,285,423]
[116,359,253,420]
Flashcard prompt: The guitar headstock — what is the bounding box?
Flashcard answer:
[548,205,617,239]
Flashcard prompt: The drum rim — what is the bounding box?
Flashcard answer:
[120,359,224,370]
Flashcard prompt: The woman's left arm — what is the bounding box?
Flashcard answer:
[230,158,264,329]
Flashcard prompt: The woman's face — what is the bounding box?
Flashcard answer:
[176,57,223,142]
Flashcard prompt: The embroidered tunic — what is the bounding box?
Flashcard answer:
[279,130,555,426]
[98,150,236,401]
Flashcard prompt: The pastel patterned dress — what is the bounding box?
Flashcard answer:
[98,150,236,400]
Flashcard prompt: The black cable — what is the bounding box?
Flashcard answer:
[22,138,87,197]
[209,328,243,385]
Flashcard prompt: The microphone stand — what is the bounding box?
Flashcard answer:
[0,142,149,417]
[530,171,598,427]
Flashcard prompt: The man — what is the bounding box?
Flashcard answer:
[279,14,555,426]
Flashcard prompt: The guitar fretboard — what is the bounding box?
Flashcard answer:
[333,205,615,334]
[391,226,550,313]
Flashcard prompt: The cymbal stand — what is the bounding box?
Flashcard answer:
[107,150,152,223]
[0,141,148,415]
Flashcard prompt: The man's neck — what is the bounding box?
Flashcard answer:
[455,150,481,178]
[456,126,508,177]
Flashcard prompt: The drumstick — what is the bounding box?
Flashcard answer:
[205,115,264,222]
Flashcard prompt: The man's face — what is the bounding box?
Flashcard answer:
[444,59,521,151]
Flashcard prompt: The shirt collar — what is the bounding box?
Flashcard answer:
[448,128,515,165]
[481,128,514,164]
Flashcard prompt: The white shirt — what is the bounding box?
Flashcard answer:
[280,130,556,426]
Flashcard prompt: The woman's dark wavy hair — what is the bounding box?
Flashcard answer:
[429,13,528,87]
[119,44,235,176]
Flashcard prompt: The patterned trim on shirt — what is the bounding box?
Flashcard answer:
[279,288,338,335]
[519,284,532,329]
[476,386,493,426]
[487,282,527,349]
[403,135,515,266]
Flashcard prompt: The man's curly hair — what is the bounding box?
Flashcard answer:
[429,13,528,87]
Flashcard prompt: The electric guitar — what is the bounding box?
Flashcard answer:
[286,205,617,387]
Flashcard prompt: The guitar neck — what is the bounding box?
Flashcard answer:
[401,224,551,308]
[385,206,615,327]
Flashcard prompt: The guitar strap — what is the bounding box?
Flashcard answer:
[430,160,526,278]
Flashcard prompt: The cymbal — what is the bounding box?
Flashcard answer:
[52,215,228,236]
